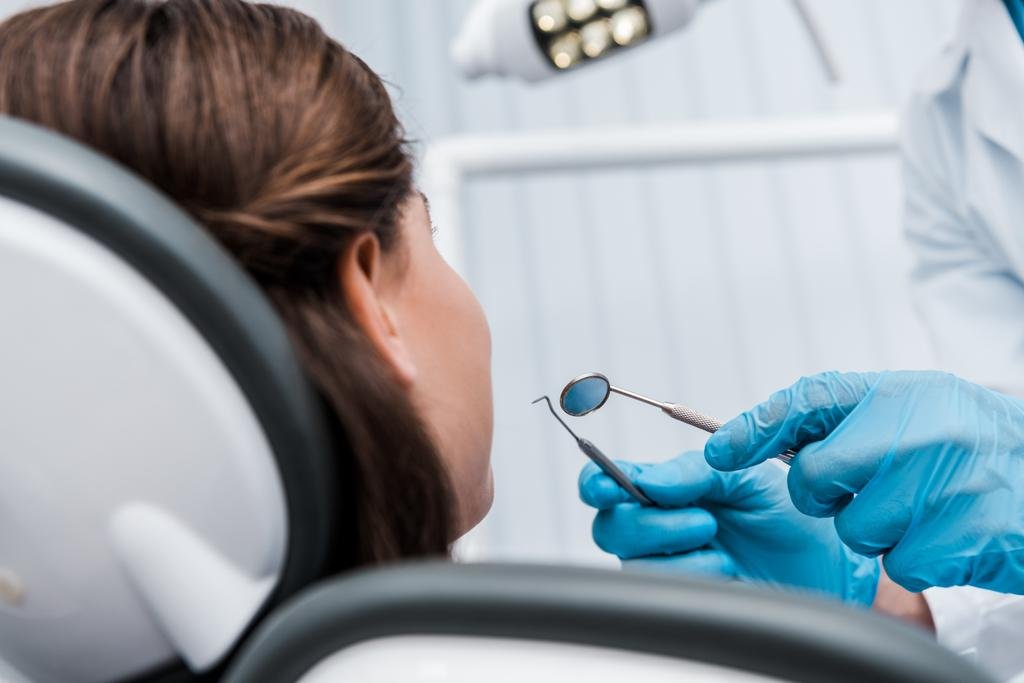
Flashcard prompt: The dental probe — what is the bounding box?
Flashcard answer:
[533,395,654,506]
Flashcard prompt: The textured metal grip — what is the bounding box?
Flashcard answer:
[664,404,723,433]
[664,404,795,465]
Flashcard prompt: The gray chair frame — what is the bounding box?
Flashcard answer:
[224,562,995,683]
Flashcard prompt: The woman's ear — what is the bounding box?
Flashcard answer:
[337,233,418,387]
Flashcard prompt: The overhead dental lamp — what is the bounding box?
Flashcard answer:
[452,0,841,83]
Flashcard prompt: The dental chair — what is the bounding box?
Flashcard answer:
[0,115,996,683]
[222,562,990,683]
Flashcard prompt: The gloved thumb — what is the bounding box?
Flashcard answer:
[704,371,878,471]
[579,454,718,509]
[633,452,718,507]
[578,460,647,509]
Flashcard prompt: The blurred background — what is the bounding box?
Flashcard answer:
[0,0,962,566]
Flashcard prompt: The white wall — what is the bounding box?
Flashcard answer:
[0,0,963,566]
[320,0,959,566]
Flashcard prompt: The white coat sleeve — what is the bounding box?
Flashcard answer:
[924,587,1024,681]
[903,92,1024,682]
[903,90,1024,397]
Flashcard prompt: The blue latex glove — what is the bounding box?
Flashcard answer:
[578,453,880,605]
[704,370,1024,594]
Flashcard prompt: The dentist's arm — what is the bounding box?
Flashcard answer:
[899,69,1024,677]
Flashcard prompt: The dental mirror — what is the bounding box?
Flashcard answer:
[560,373,611,416]
[559,372,795,466]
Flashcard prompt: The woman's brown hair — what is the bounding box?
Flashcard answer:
[0,0,454,568]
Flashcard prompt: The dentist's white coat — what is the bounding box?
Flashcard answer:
[904,0,1024,680]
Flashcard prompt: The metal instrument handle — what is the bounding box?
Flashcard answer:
[663,404,795,466]
[579,438,655,506]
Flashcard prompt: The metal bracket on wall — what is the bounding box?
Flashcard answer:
[418,111,899,275]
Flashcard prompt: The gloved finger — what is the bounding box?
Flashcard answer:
[632,452,719,507]
[579,460,647,510]
[623,549,738,578]
[883,493,1000,593]
[705,371,880,471]
[592,504,718,559]
[883,537,937,593]
[786,436,885,518]
[643,457,791,512]
[582,453,775,512]
[832,482,911,557]
[883,535,968,593]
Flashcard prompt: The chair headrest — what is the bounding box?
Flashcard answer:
[0,115,337,681]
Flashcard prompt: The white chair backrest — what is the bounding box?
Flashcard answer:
[0,196,286,682]
[0,116,336,683]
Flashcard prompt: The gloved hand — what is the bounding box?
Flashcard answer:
[704,370,1024,594]
[578,453,880,605]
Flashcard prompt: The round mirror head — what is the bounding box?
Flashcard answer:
[560,373,611,416]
